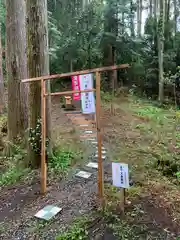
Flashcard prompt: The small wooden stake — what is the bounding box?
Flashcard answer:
[121,188,126,213]
[95,71,104,199]
[41,79,47,194]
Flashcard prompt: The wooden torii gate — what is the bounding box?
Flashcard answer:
[22,64,129,199]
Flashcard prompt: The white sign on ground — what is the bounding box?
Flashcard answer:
[79,74,95,114]
[112,163,129,188]
[75,170,92,179]
[34,205,62,221]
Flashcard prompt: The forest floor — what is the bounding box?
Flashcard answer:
[0,94,180,239]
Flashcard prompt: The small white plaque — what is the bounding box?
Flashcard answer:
[86,162,98,169]
[75,171,92,179]
[34,205,62,221]
[112,163,129,188]
[80,124,89,127]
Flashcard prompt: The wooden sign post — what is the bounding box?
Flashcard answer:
[112,162,130,212]
[95,72,104,199]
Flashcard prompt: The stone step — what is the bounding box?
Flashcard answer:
[94,154,106,160]
[96,150,107,154]
[75,170,92,179]
[86,162,98,169]
[96,146,106,150]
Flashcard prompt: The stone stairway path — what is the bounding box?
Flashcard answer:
[66,112,107,181]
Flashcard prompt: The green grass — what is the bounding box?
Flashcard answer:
[0,164,30,186]
[101,90,113,103]
[48,147,81,173]
[98,199,169,240]
[0,143,81,186]
[122,98,179,179]
[132,100,175,125]
[0,142,31,186]
[56,216,91,240]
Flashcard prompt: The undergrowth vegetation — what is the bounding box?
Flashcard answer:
[0,115,81,186]
[0,140,31,187]
[48,147,81,174]
[56,198,174,240]
[56,216,90,240]
[0,144,80,187]
[128,98,179,182]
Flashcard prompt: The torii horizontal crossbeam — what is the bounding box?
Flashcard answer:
[21,64,129,83]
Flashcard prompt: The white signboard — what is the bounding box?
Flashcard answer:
[112,163,129,188]
[79,74,95,114]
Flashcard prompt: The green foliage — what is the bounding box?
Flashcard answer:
[130,99,179,181]
[134,104,164,122]
[56,217,89,240]
[46,0,180,99]
[0,166,30,186]
[48,147,78,172]
[0,143,30,186]
[28,118,49,155]
[101,90,112,102]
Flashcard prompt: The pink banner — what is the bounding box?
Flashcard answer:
[72,75,81,100]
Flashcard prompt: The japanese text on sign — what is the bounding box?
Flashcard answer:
[112,162,129,188]
[79,74,95,114]
[72,75,81,100]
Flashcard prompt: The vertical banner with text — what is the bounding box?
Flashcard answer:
[71,75,81,100]
[80,74,95,114]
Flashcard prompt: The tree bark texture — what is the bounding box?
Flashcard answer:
[6,0,28,143]
[173,0,177,34]
[158,0,165,103]
[0,25,4,113]
[26,0,51,167]
[149,0,153,17]
[137,0,142,37]
[130,0,135,37]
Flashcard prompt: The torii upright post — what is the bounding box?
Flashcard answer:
[95,71,104,199]
[41,78,47,194]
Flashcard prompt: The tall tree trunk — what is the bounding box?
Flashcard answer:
[164,0,170,49]
[0,25,4,113]
[27,0,51,168]
[158,0,165,103]
[153,0,158,18]
[165,0,170,23]
[44,1,52,154]
[153,0,158,43]
[173,0,177,34]
[122,12,125,35]
[6,0,28,144]
[137,0,142,37]
[82,0,89,10]
[150,0,153,17]
[130,0,135,37]
[103,0,117,87]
